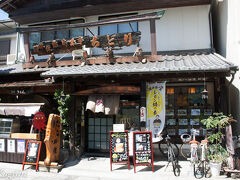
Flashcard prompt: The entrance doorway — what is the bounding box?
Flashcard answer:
[87,114,114,152]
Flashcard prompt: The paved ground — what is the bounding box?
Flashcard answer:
[0,156,231,180]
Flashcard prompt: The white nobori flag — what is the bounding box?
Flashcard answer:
[146,82,166,142]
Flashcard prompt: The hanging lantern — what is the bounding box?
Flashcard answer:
[201,89,208,99]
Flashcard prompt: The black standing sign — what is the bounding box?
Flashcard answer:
[133,131,154,173]
[109,131,130,171]
[22,141,42,171]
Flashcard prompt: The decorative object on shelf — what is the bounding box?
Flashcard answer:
[191,109,201,116]
[178,109,187,116]
[32,112,46,132]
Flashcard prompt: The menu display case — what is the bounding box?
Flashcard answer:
[166,84,214,137]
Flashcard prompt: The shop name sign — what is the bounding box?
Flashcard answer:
[10,89,33,95]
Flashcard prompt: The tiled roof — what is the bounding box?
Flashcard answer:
[0,63,50,75]
[41,52,238,77]
[0,51,237,77]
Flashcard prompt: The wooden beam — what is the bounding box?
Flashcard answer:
[19,11,165,33]
[72,85,140,95]
[9,0,210,25]
[150,19,157,56]
[22,55,162,69]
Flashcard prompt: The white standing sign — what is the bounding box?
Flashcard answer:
[146,82,166,142]
[7,139,15,153]
[0,139,5,152]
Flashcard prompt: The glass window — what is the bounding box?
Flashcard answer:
[89,118,94,125]
[99,13,138,35]
[95,134,100,141]
[70,19,84,38]
[88,126,94,133]
[29,32,41,50]
[0,118,13,135]
[88,134,94,141]
[95,126,100,133]
[99,24,118,35]
[118,22,137,33]
[42,31,55,41]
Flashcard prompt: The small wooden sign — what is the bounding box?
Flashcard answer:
[22,141,42,171]
[109,131,130,171]
[133,131,154,173]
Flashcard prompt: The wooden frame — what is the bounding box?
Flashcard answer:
[133,131,154,173]
[22,140,42,172]
[109,131,130,171]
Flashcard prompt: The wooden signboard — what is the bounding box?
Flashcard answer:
[22,141,42,171]
[133,131,154,173]
[109,131,130,171]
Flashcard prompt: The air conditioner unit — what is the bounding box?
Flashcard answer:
[7,54,16,65]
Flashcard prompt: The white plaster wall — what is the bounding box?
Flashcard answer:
[213,0,240,134]
[0,33,17,54]
[85,5,211,55]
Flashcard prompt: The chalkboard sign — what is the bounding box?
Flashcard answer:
[109,131,130,171]
[22,141,42,171]
[133,131,154,173]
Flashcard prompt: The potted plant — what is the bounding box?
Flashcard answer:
[201,112,230,176]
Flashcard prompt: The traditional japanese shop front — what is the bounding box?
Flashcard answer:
[0,103,43,163]
[40,50,237,153]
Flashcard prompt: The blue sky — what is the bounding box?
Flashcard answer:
[0,9,9,20]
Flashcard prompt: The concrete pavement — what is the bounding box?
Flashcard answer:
[0,156,230,180]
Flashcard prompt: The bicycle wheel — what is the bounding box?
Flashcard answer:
[172,159,180,176]
[169,146,180,176]
[194,161,204,179]
[204,161,211,178]
[159,141,179,158]
[180,143,191,159]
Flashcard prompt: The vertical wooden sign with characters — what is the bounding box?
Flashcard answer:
[109,131,130,171]
[133,131,154,173]
[22,141,42,171]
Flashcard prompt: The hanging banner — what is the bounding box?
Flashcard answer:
[146,82,165,141]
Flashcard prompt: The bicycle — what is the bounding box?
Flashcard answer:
[159,130,180,176]
[194,138,211,179]
[158,129,179,158]
[180,133,192,159]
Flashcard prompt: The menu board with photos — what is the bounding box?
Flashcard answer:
[133,131,154,173]
[109,131,130,171]
[22,141,42,171]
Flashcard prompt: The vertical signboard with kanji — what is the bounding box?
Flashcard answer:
[133,131,154,173]
[109,131,130,171]
[146,82,166,141]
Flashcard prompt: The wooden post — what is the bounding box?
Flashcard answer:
[23,32,31,63]
[150,19,157,56]
[69,94,75,158]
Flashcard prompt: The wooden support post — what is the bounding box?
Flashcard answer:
[150,19,157,56]
[23,32,31,63]
[69,93,75,158]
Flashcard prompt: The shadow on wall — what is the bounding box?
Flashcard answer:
[230,84,240,135]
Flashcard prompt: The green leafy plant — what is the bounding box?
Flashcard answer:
[201,112,230,163]
[54,90,71,141]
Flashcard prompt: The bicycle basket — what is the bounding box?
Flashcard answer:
[180,133,191,143]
